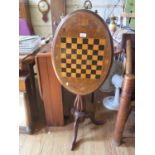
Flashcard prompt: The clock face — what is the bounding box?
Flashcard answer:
[39,1,49,12]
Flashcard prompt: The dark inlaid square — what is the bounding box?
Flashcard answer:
[92,60,97,65]
[66,73,71,77]
[88,45,93,50]
[66,54,71,59]
[66,63,71,68]
[71,68,76,73]
[94,39,99,44]
[71,59,76,64]
[98,56,103,60]
[97,66,102,70]
[87,55,92,60]
[82,60,87,64]
[96,75,100,79]
[72,49,77,54]
[61,58,66,63]
[91,70,96,74]
[76,73,81,78]
[86,74,91,78]
[99,45,104,50]
[61,37,66,43]
[81,69,86,74]
[77,54,82,59]
[61,68,66,72]
[77,44,82,49]
[82,50,87,55]
[72,38,77,43]
[86,65,91,69]
[77,64,81,69]
[83,38,88,44]
[93,50,98,55]
[66,43,71,48]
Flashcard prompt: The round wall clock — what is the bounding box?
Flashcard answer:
[38,0,50,22]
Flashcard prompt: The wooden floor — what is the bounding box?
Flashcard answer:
[19,104,135,155]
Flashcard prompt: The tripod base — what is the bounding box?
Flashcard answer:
[70,95,104,150]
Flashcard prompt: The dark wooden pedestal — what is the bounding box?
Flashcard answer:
[70,95,104,150]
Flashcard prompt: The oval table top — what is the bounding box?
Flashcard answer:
[52,9,113,95]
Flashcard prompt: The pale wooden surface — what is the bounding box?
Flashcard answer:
[19,103,134,155]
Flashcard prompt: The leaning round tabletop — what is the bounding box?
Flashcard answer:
[52,9,113,95]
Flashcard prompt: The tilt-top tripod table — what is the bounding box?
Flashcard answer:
[51,9,113,150]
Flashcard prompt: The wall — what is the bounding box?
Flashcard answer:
[28,0,125,37]
[28,0,52,37]
[66,0,125,20]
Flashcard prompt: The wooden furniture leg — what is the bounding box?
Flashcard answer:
[27,62,38,121]
[113,74,135,146]
[71,95,104,150]
[71,115,80,150]
[19,73,33,134]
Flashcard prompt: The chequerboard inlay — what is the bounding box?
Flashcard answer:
[60,37,106,79]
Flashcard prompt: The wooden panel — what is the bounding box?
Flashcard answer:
[35,52,64,126]
[47,56,64,125]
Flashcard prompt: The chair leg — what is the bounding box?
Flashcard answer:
[113,75,134,146]
[113,100,132,146]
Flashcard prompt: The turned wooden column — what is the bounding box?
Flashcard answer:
[113,74,135,145]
